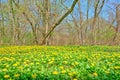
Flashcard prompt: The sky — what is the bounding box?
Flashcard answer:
[1,0,7,3]
[1,0,120,23]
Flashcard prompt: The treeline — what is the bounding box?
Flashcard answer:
[0,0,120,46]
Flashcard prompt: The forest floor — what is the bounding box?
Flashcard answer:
[0,46,120,80]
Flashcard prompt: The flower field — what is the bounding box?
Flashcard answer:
[0,46,120,80]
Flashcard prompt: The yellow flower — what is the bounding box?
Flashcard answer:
[2,68,7,72]
[61,70,66,74]
[93,72,98,76]
[63,61,68,64]
[53,53,58,56]
[68,72,73,76]
[16,62,20,65]
[103,66,106,69]
[52,71,58,75]
[26,60,30,62]
[114,66,120,70]
[72,62,79,66]
[13,63,18,67]
[59,66,64,69]
[36,62,39,65]
[25,64,29,67]
[51,58,55,61]
[105,71,110,74]
[74,61,79,65]
[4,75,10,79]
[68,72,77,76]
[48,61,54,64]
[14,74,20,77]
[91,63,95,66]
[73,79,78,80]
[71,63,75,66]
[73,71,77,75]
[30,62,34,65]
[6,65,9,68]
[107,62,111,64]
[18,66,23,70]
[31,74,36,79]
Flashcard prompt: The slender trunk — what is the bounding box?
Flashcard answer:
[10,0,16,45]
[78,0,83,45]
[1,6,5,44]
[44,0,50,45]
[91,0,105,45]
[13,0,38,44]
[113,5,120,44]
[85,0,90,45]
[41,0,78,45]
[22,12,38,44]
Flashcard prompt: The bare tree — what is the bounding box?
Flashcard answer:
[113,4,120,44]
[43,0,50,45]
[41,0,78,45]
[91,0,105,45]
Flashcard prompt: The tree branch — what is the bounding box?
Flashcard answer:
[41,0,78,45]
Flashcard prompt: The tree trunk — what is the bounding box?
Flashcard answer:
[44,0,50,45]
[113,4,120,44]
[13,0,38,45]
[0,4,5,44]
[41,0,78,45]
[91,0,105,45]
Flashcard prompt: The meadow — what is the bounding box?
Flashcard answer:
[0,46,120,80]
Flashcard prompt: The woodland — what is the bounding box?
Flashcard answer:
[0,0,120,46]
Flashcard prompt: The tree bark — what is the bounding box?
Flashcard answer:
[0,1,5,44]
[44,0,50,45]
[41,0,78,45]
[13,0,38,44]
[91,0,105,45]
[113,4,120,44]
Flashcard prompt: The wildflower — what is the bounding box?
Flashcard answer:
[63,61,68,64]
[16,62,20,65]
[105,70,110,74]
[61,70,66,74]
[52,71,58,75]
[18,66,23,70]
[59,66,64,69]
[107,62,111,64]
[91,63,95,66]
[71,63,75,66]
[31,74,36,78]
[53,53,58,56]
[26,60,30,62]
[6,65,9,68]
[48,61,54,64]
[68,71,77,76]
[25,64,29,67]
[13,63,18,67]
[93,72,98,76]
[14,74,20,78]
[114,66,120,70]
[73,71,77,75]
[51,58,55,61]
[73,78,78,80]
[4,75,10,79]
[36,62,39,65]
[103,66,106,69]
[68,72,73,76]
[2,68,7,72]
[74,61,79,65]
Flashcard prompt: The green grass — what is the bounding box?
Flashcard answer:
[0,46,120,80]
